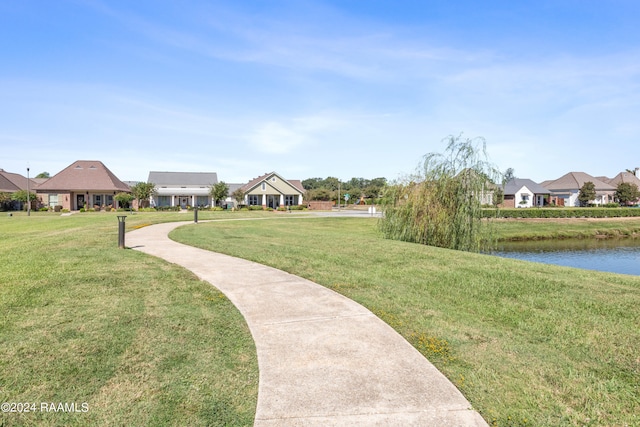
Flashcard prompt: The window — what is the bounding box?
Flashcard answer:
[261,183,266,191]
[271,177,276,182]
[94,195,102,206]
[157,196,171,207]
[48,194,58,207]
[248,195,260,205]
[196,196,208,207]
[284,195,297,205]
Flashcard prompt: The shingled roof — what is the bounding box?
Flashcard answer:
[148,171,218,186]
[36,161,130,192]
[604,171,640,188]
[0,169,38,192]
[542,172,615,191]
[503,178,550,195]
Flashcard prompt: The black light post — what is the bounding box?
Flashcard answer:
[194,205,198,223]
[117,215,127,248]
[26,167,30,216]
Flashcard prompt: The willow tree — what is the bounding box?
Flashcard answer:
[379,135,500,252]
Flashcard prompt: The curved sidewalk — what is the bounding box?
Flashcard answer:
[127,221,487,426]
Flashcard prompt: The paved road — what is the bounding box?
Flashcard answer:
[127,221,488,426]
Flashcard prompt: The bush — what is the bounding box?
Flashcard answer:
[483,208,640,219]
[248,205,263,211]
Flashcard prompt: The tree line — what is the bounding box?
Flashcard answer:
[302,176,387,204]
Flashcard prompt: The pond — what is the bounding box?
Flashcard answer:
[490,238,640,276]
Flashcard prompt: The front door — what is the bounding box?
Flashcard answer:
[180,197,188,209]
[267,195,279,209]
[76,194,85,210]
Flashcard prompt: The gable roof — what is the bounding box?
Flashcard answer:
[503,178,550,195]
[148,171,218,186]
[542,172,615,191]
[242,172,305,194]
[36,160,130,192]
[0,169,38,192]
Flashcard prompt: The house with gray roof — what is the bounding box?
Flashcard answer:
[541,172,615,207]
[502,178,550,208]
[148,171,219,208]
[36,160,130,210]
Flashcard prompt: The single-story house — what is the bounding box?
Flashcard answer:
[241,172,305,209]
[501,178,550,208]
[0,168,39,210]
[36,160,131,210]
[602,171,640,204]
[541,172,616,207]
[148,171,218,208]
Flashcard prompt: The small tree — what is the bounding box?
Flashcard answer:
[130,182,156,209]
[578,182,596,206]
[231,187,245,205]
[114,192,134,209]
[11,190,38,211]
[210,182,229,207]
[35,172,50,178]
[615,182,640,206]
[0,192,12,211]
[493,186,504,207]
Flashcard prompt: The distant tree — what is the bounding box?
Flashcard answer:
[306,188,332,201]
[35,172,50,178]
[503,168,516,184]
[0,192,12,211]
[130,182,156,209]
[493,187,504,207]
[323,177,340,191]
[615,182,640,205]
[302,178,323,190]
[231,187,245,205]
[578,182,596,206]
[114,192,134,209]
[11,190,38,210]
[210,182,229,207]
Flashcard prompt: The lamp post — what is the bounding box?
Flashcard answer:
[26,167,30,216]
[117,215,127,248]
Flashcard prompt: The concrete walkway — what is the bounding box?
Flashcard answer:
[127,221,488,426]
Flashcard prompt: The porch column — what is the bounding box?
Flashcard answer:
[192,195,195,207]
[262,194,266,207]
[280,194,284,206]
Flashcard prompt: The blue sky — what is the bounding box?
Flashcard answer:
[2,0,639,184]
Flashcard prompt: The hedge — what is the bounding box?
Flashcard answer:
[483,208,640,219]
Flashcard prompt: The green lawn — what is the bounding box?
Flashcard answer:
[2,211,639,426]
[492,217,640,241]
[171,216,640,427]
[0,211,263,427]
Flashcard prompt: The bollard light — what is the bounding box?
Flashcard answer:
[117,215,127,248]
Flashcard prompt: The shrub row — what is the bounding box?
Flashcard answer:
[483,208,640,219]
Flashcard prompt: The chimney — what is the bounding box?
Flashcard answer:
[636,167,640,179]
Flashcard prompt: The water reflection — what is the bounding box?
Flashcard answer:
[490,238,640,276]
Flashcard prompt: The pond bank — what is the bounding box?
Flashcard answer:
[491,217,640,241]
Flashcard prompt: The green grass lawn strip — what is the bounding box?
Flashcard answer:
[171,216,640,427]
[1,211,261,426]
